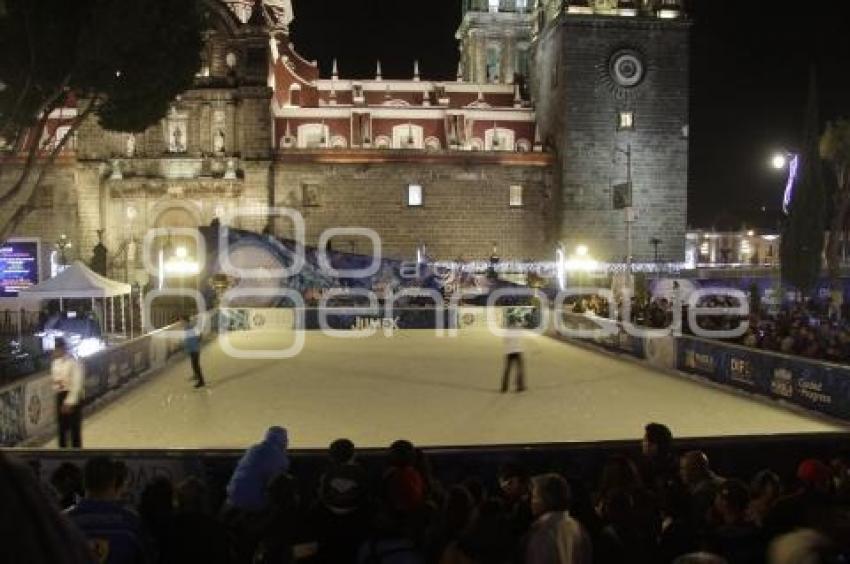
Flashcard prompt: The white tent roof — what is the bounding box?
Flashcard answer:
[20,261,131,299]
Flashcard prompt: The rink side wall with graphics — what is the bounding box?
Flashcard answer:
[4,307,848,447]
[214,306,529,332]
[555,312,850,423]
[0,321,202,447]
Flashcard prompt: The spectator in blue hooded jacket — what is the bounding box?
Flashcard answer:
[226,426,290,512]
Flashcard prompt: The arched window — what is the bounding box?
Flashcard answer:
[297,123,329,149]
[392,124,424,149]
[52,126,75,151]
[486,45,502,83]
[485,128,515,151]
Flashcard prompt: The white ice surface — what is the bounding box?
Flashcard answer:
[48,330,847,449]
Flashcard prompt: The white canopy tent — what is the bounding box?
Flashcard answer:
[19,261,135,339]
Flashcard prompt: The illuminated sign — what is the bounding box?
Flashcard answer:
[0,240,39,297]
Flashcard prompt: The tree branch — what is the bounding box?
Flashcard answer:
[0,97,97,242]
[0,80,70,202]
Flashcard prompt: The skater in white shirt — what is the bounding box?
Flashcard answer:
[501,322,527,393]
[52,337,84,448]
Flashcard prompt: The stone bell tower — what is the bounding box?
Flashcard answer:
[531,0,689,262]
[456,0,535,85]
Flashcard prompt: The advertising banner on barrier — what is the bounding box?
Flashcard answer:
[300,308,451,331]
[457,307,502,330]
[23,375,55,439]
[678,337,850,421]
[0,384,25,445]
[245,308,295,330]
[216,307,530,332]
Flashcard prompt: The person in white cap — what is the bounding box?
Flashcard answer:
[52,337,84,448]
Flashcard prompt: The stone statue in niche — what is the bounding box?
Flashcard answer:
[126,239,138,268]
[91,229,108,276]
[224,159,237,180]
[265,0,294,30]
[109,158,123,180]
[125,135,136,157]
[214,130,226,154]
[171,126,185,153]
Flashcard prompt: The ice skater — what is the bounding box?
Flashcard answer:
[52,337,84,448]
[183,316,206,389]
[501,320,526,393]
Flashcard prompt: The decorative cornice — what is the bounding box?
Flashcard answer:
[274,148,553,167]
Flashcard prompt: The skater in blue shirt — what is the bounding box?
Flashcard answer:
[183,316,205,389]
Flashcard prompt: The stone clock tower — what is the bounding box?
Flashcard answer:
[531,0,689,262]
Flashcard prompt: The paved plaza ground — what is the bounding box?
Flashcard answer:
[54,329,847,449]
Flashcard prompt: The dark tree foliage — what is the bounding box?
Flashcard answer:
[0,0,203,237]
[781,70,827,297]
[0,0,202,133]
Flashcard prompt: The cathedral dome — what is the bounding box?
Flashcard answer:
[224,0,293,29]
[224,0,252,23]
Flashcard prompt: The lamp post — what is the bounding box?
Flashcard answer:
[614,144,634,273]
[650,237,662,279]
[650,238,662,263]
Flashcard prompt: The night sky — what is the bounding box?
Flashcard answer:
[290,0,850,231]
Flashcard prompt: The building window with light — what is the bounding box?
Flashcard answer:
[407,184,423,207]
[618,111,635,131]
[510,185,523,207]
[486,45,502,83]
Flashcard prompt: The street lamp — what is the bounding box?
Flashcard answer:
[650,237,663,269]
[771,153,789,170]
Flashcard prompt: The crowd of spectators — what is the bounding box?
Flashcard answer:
[566,289,850,366]
[4,423,850,564]
[738,305,850,364]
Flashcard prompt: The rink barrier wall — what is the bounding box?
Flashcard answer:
[554,311,850,422]
[677,336,850,422]
[213,306,532,332]
[0,320,201,447]
[10,433,850,510]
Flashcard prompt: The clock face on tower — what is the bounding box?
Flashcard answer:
[610,50,645,88]
[597,47,648,100]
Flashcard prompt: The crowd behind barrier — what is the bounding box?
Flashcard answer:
[555,308,850,423]
[6,429,850,564]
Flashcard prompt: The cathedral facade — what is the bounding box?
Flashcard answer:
[3,0,688,285]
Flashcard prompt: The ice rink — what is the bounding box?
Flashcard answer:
[55,330,847,449]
